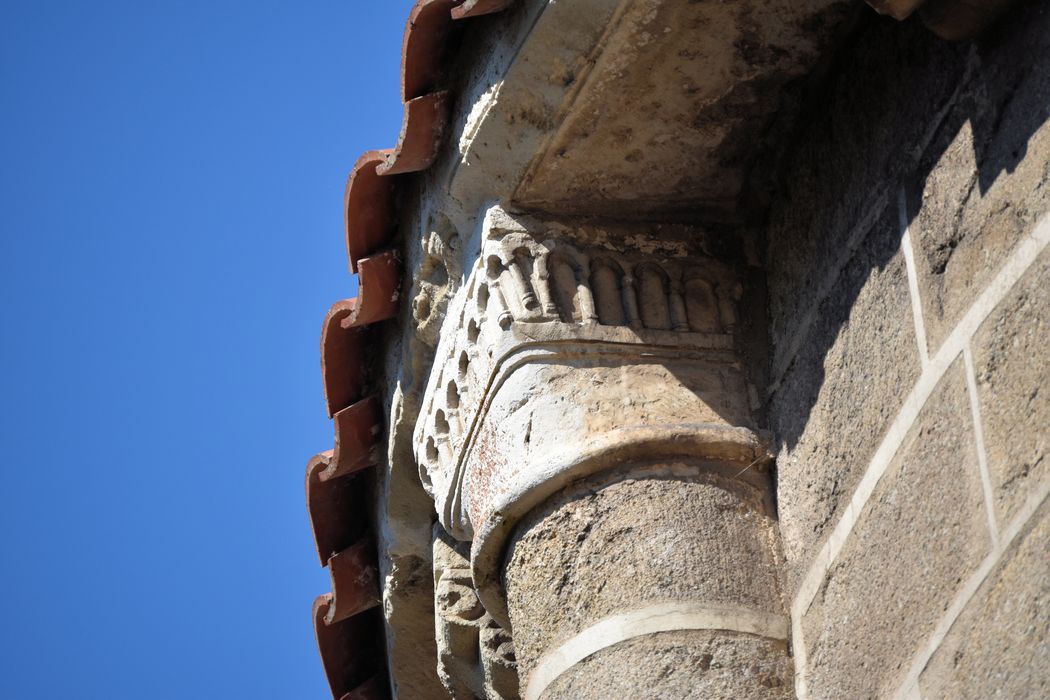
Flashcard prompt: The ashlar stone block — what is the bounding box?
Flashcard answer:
[972,246,1050,527]
[801,362,990,699]
[773,209,921,595]
[920,498,1050,699]
[911,5,1050,352]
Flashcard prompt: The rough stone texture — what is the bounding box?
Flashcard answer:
[432,526,520,700]
[911,0,1050,353]
[972,246,1050,527]
[771,208,921,595]
[513,0,855,220]
[539,630,794,700]
[766,17,969,350]
[919,498,1050,699]
[766,19,973,599]
[802,362,990,698]
[503,468,784,683]
[462,357,755,532]
[764,6,1050,695]
[413,208,758,544]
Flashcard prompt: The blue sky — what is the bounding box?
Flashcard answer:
[0,2,415,697]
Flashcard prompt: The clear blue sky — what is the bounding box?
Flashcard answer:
[1,2,415,697]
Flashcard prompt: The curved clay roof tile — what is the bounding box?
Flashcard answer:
[313,596,384,698]
[306,452,367,566]
[343,152,396,275]
[325,540,382,625]
[376,92,451,176]
[325,396,383,481]
[306,1,518,696]
[401,0,460,101]
[321,250,401,417]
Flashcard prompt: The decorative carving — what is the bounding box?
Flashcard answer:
[414,211,746,539]
[413,209,771,694]
[434,525,520,700]
[411,213,462,348]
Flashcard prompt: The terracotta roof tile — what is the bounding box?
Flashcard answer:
[326,540,382,625]
[376,92,451,176]
[306,1,518,696]
[313,597,385,697]
[321,250,400,417]
[401,0,461,101]
[343,152,395,275]
[325,396,383,481]
[306,452,367,566]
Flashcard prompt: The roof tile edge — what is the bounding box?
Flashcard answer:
[306,1,518,697]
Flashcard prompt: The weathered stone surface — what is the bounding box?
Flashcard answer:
[766,18,969,349]
[801,362,990,698]
[400,206,780,696]
[414,209,758,543]
[910,0,1050,353]
[919,498,1050,699]
[539,630,794,700]
[972,246,1050,527]
[432,525,520,700]
[512,0,855,220]
[380,553,443,699]
[320,0,1050,695]
[504,467,784,684]
[772,209,921,594]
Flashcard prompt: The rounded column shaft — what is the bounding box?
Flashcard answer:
[503,464,792,699]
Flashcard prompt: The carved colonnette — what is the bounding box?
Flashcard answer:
[414,207,788,698]
[433,524,520,700]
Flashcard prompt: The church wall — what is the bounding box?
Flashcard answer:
[766,4,1050,697]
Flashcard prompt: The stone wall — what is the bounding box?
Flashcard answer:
[766,3,1050,697]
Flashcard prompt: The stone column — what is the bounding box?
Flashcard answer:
[504,463,790,699]
[416,209,790,698]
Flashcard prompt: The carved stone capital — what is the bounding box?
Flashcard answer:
[414,207,771,625]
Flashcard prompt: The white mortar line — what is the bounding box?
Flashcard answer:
[525,603,789,700]
[963,345,1000,546]
[901,680,924,700]
[898,187,931,367]
[894,474,1050,698]
[792,612,811,699]
[791,214,1050,695]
